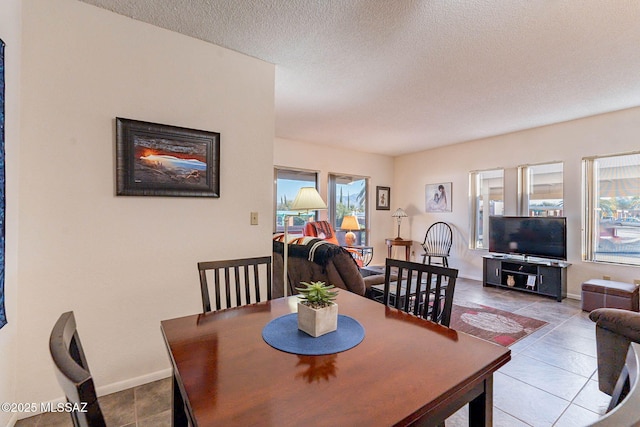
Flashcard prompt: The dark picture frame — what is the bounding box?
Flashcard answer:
[116,118,220,197]
[376,186,390,210]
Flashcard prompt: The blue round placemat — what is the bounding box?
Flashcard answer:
[262,313,365,355]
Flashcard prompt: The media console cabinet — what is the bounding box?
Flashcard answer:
[483,255,569,301]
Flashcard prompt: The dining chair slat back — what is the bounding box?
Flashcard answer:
[198,256,272,312]
[49,311,106,427]
[382,258,458,326]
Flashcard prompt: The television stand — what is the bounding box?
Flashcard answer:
[483,255,569,301]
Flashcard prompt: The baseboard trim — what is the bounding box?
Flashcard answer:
[5,413,17,427]
[96,368,172,397]
[13,368,172,422]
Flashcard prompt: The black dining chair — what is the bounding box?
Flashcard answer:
[198,256,272,312]
[421,222,453,267]
[382,258,458,327]
[49,311,106,427]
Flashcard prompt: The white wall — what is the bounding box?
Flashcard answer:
[0,0,21,425]
[12,0,640,415]
[395,107,640,298]
[17,0,274,407]
[274,138,395,264]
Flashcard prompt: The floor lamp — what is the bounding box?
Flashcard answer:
[283,187,327,297]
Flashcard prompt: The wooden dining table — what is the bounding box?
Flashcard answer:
[161,291,511,427]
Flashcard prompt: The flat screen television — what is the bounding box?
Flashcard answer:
[488,216,567,261]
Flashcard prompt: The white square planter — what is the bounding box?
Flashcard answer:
[297,302,338,337]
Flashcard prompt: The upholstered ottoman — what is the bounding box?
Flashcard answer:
[361,266,398,299]
[581,279,639,312]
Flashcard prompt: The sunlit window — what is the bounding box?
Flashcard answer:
[328,174,368,245]
[469,169,504,249]
[583,153,640,266]
[518,162,564,217]
[274,168,319,234]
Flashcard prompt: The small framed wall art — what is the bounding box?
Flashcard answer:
[376,186,390,210]
[116,118,220,197]
[425,182,452,212]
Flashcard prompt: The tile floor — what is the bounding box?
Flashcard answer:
[446,278,609,426]
[14,378,171,427]
[16,277,609,427]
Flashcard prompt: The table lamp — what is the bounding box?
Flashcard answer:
[392,208,408,240]
[283,187,327,297]
[340,215,360,246]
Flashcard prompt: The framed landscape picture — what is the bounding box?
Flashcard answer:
[376,186,390,210]
[425,182,452,212]
[116,118,220,197]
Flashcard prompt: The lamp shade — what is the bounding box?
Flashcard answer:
[341,215,360,246]
[291,187,327,211]
[340,215,360,231]
[392,208,408,218]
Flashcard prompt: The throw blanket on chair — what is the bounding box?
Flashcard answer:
[309,221,334,240]
[273,238,355,268]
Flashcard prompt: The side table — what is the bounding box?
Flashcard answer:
[385,238,412,261]
[344,245,373,266]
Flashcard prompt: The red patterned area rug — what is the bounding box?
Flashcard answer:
[450,303,548,347]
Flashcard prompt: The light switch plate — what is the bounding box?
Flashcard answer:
[250,212,258,225]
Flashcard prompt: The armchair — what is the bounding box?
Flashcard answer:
[589,308,640,396]
[304,220,339,245]
[587,343,640,426]
[304,220,367,266]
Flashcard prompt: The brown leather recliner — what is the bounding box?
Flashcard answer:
[272,239,366,298]
[590,308,640,395]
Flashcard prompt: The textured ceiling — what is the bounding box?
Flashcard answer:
[80,0,640,156]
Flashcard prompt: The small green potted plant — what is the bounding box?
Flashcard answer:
[295,281,339,337]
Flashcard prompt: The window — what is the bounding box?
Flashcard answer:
[469,169,504,249]
[518,162,564,217]
[274,168,319,234]
[328,174,368,245]
[583,153,640,265]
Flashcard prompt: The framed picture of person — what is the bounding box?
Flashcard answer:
[376,186,390,210]
[425,182,452,212]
